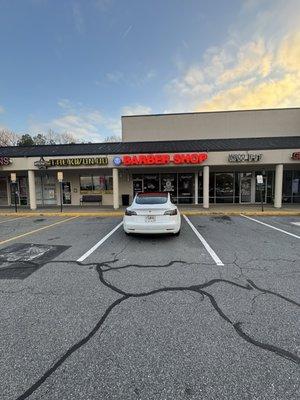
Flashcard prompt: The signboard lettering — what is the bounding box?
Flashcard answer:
[291,152,300,160]
[121,153,208,166]
[46,157,108,167]
[0,157,11,166]
[228,153,262,162]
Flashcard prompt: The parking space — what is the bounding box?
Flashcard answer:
[0,215,299,399]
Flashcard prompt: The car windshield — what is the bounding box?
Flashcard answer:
[135,194,168,204]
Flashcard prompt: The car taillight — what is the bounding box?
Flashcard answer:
[125,209,137,216]
[164,209,177,215]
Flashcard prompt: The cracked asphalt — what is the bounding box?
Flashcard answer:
[0,215,299,400]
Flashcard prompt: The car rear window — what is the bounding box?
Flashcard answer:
[135,194,168,204]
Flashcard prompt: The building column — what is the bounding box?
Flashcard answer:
[113,168,119,209]
[28,170,37,210]
[203,166,209,209]
[194,172,198,205]
[274,164,283,208]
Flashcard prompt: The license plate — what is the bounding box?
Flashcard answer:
[145,215,156,222]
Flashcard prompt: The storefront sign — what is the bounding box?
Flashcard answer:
[228,153,262,162]
[119,153,208,166]
[0,157,11,166]
[49,157,108,167]
[291,152,300,160]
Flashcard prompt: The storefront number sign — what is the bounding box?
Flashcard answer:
[121,153,208,166]
[0,157,11,166]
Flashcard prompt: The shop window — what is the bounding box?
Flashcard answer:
[178,173,194,204]
[292,171,300,203]
[143,174,159,192]
[283,171,292,203]
[215,173,234,203]
[161,173,177,202]
[266,171,274,204]
[80,175,112,194]
[209,173,214,203]
[198,173,203,203]
[234,172,239,203]
[0,177,8,206]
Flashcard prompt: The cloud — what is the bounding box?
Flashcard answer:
[121,104,152,116]
[0,106,5,114]
[29,100,121,142]
[72,2,85,34]
[166,0,300,112]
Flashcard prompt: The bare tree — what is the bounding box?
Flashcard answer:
[0,129,20,146]
[104,134,121,142]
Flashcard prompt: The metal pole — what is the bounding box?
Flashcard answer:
[60,182,63,213]
[14,183,17,213]
[260,185,264,212]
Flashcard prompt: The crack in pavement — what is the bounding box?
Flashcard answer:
[13,259,300,399]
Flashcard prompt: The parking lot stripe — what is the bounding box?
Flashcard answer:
[77,221,123,262]
[291,222,300,226]
[0,216,78,245]
[183,215,224,266]
[0,216,29,224]
[241,215,300,239]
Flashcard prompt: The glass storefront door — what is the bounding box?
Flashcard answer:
[36,175,57,205]
[178,173,194,204]
[0,178,8,205]
[239,172,267,203]
[10,177,28,206]
[240,173,253,203]
[62,182,72,204]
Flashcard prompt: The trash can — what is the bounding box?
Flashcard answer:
[122,194,130,206]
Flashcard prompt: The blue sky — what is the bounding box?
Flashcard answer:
[0,0,299,141]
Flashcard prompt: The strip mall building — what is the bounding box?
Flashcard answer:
[0,107,299,209]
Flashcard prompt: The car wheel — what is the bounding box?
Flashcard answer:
[174,229,181,236]
[125,231,131,236]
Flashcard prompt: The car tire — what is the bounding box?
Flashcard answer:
[125,231,131,236]
[174,229,181,236]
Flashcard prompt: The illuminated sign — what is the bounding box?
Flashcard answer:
[49,157,108,167]
[0,157,11,166]
[122,153,208,166]
[228,153,262,162]
[291,152,300,160]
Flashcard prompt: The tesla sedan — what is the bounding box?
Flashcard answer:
[123,192,181,235]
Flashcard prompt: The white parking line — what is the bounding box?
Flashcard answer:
[291,222,300,227]
[241,215,300,240]
[0,216,29,224]
[183,215,224,266]
[77,222,123,262]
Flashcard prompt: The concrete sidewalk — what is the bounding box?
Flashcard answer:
[0,204,299,217]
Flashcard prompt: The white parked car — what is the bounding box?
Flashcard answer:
[123,192,181,235]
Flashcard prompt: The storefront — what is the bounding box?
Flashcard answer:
[0,108,299,209]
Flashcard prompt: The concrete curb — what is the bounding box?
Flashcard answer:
[0,211,299,217]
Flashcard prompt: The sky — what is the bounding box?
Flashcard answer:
[0,0,299,142]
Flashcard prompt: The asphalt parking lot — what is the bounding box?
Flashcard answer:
[0,214,299,400]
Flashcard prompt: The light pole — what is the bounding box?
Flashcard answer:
[57,171,63,213]
[10,173,17,213]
